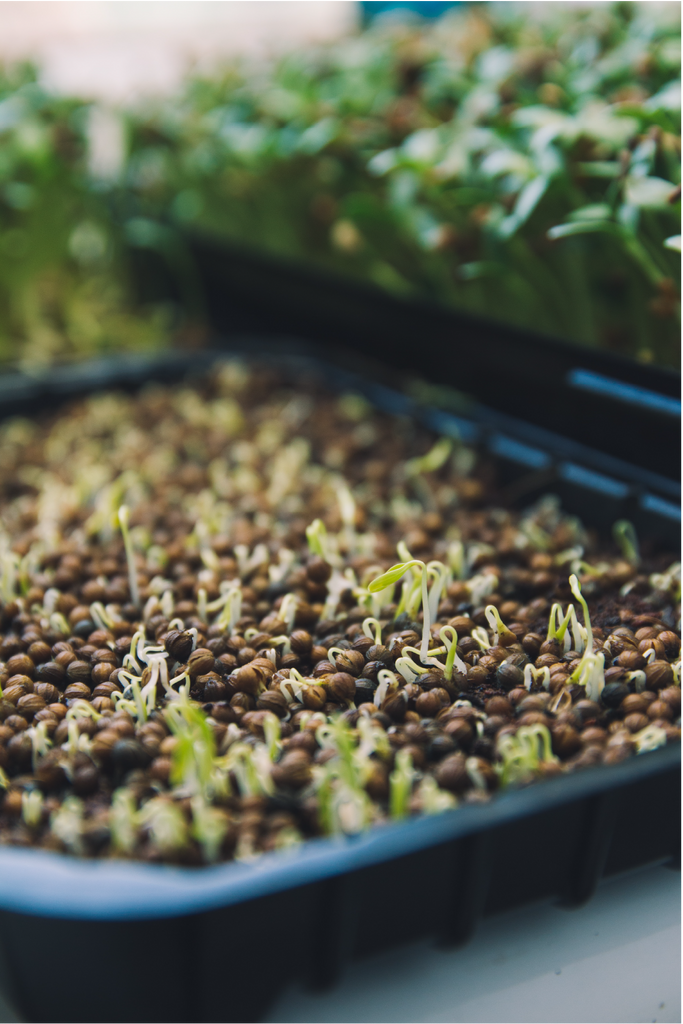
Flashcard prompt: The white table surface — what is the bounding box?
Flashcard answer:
[265,862,680,1024]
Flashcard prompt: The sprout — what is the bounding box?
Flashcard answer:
[624,669,647,693]
[404,437,452,477]
[496,724,557,788]
[190,796,228,863]
[50,797,84,855]
[110,788,139,854]
[90,601,119,632]
[389,748,415,820]
[212,581,242,633]
[439,625,467,680]
[117,505,140,608]
[362,617,382,645]
[139,798,189,854]
[165,699,216,798]
[465,757,488,793]
[613,520,640,567]
[471,626,490,652]
[262,712,281,761]
[0,547,20,604]
[374,669,399,707]
[447,539,465,579]
[485,605,516,647]
[369,560,431,661]
[633,724,668,754]
[416,775,456,815]
[306,518,337,564]
[21,789,44,829]
[197,588,208,623]
[27,720,52,770]
[649,562,681,598]
[426,560,449,621]
[269,547,295,584]
[279,593,298,633]
[467,571,498,607]
[524,664,551,691]
[568,574,593,652]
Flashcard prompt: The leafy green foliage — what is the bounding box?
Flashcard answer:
[0,3,679,366]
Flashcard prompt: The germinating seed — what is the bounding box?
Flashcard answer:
[0,361,678,865]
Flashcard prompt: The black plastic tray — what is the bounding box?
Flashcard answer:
[0,316,679,1021]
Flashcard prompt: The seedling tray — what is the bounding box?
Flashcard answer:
[0,344,678,1024]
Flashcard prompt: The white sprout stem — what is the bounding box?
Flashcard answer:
[118,506,140,609]
[569,574,593,651]
[362,617,382,645]
[419,565,430,662]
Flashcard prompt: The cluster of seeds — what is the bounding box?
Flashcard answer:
[0,362,679,865]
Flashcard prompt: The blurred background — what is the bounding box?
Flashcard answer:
[0,0,679,371]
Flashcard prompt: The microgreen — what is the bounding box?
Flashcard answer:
[50,797,85,855]
[110,788,139,854]
[496,724,557,788]
[613,520,640,567]
[369,560,432,661]
[117,505,140,608]
[139,798,189,854]
[21,789,43,829]
[389,749,415,820]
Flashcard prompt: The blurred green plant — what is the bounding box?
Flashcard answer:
[0,2,680,367]
[0,65,170,367]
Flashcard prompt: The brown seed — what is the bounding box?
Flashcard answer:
[256,689,289,718]
[658,631,681,655]
[415,690,442,718]
[67,661,92,684]
[306,557,332,584]
[64,682,92,701]
[573,699,601,723]
[72,764,99,796]
[382,692,408,722]
[581,727,607,746]
[26,641,52,665]
[5,715,28,732]
[16,693,46,719]
[621,694,648,716]
[435,753,469,794]
[518,711,550,727]
[647,700,673,721]
[644,660,674,692]
[617,649,646,671]
[623,712,650,733]
[53,650,76,669]
[6,654,35,678]
[198,675,227,703]
[92,681,122,699]
[3,790,23,816]
[508,687,528,706]
[3,683,30,705]
[230,664,262,696]
[149,756,172,784]
[660,687,681,714]
[289,630,313,657]
[271,749,312,789]
[7,732,32,769]
[485,696,513,718]
[327,672,356,703]
[517,694,549,714]
[334,650,365,676]
[164,629,195,663]
[32,682,60,705]
[188,649,215,679]
[364,763,390,801]
[638,638,666,659]
[91,662,114,686]
[551,723,581,758]
[443,718,473,748]
[301,684,327,711]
